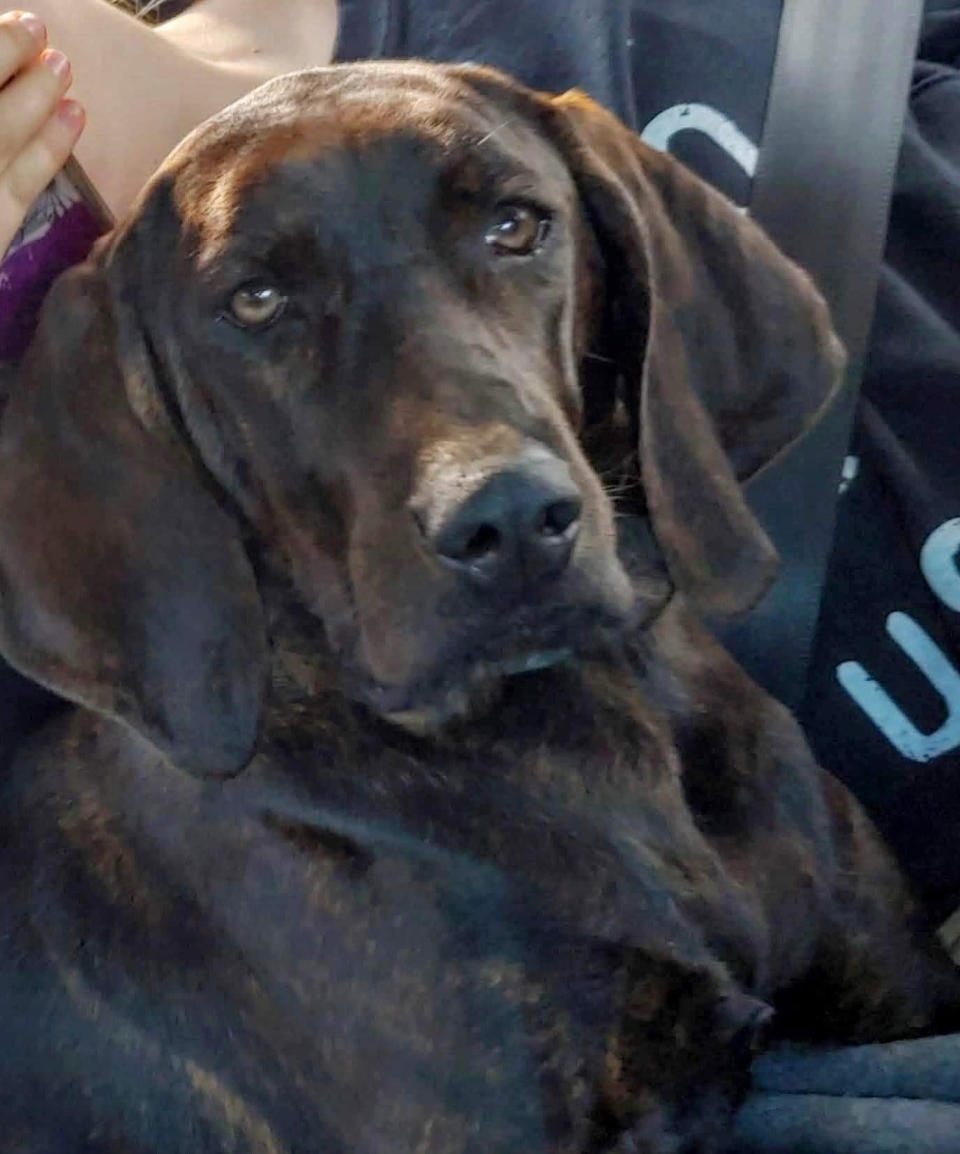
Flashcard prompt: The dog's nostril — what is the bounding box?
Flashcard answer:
[423,453,583,588]
[538,498,582,538]
[461,524,502,561]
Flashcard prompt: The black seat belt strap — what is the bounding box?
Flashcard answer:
[720,0,925,708]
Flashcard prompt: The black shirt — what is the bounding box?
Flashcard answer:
[336,0,782,206]
[802,1,960,921]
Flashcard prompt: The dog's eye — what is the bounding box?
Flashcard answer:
[226,283,287,329]
[484,204,551,256]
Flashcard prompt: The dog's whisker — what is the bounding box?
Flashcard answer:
[475,118,517,147]
[603,484,645,502]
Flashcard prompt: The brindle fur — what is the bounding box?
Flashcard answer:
[0,63,957,1153]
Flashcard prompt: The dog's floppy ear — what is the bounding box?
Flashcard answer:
[545,90,846,616]
[0,249,266,778]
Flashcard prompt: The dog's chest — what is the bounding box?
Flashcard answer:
[7,675,793,1153]
[10,716,635,1152]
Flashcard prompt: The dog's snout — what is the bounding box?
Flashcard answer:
[425,455,582,588]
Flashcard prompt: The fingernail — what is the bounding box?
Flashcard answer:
[57,99,84,129]
[41,48,69,79]
[16,12,47,46]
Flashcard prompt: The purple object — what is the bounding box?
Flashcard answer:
[0,170,108,362]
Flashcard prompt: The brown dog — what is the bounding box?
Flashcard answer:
[0,62,957,1153]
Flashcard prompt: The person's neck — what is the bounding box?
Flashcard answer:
[157,0,339,83]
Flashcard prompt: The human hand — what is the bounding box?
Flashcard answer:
[0,10,83,257]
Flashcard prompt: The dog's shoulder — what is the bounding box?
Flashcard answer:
[639,598,826,815]
[0,704,611,1152]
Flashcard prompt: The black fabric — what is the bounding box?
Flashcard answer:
[801,0,960,923]
[148,0,197,18]
[337,0,782,206]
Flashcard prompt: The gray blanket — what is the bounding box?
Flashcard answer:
[734,1035,960,1153]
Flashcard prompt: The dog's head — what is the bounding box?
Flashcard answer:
[0,63,843,776]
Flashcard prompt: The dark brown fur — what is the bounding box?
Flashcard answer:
[0,62,957,1153]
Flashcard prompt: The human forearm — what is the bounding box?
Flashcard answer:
[38,0,251,216]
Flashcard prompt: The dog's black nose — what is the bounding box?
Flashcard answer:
[427,456,582,587]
